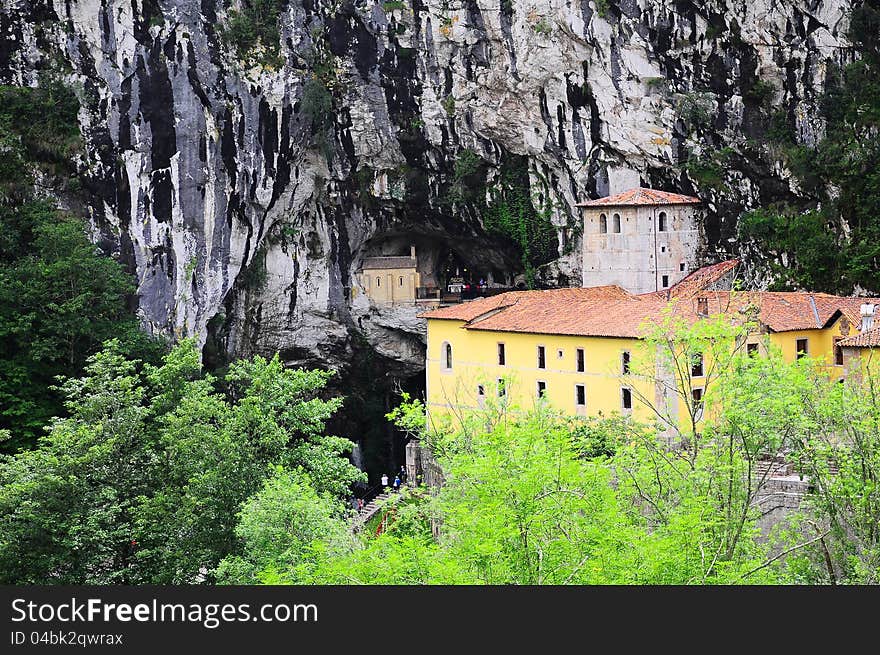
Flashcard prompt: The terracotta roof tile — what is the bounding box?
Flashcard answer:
[838,326,880,348]
[830,298,880,330]
[418,291,531,321]
[577,187,701,207]
[462,286,648,337]
[421,262,880,339]
[640,259,739,300]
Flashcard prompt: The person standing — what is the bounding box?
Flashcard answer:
[398,465,407,485]
[392,475,401,492]
[381,473,389,489]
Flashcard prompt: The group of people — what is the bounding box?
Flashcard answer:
[381,465,407,492]
[354,465,408,512]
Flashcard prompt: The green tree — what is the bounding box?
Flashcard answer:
[778,359,880,583]
[483,156,558,288]
[215,467,355,584]
[0,340,365,584]
[0,82,159,452]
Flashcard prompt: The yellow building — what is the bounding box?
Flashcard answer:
[839,306,880,381]
[420,260,879,427]
[359,246,421,304]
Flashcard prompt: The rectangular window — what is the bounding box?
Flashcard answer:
[621,387,632,410]
[399,276,404,286]
[575,384,586,407]
[692,388,704,417]
[747,343,759,356]
[691,353,704,377]
[498,343,506,366]
[497,378,506,397]
[661,274,669,288]
[576,348,585,373]
[697,297,708,316]
[537,381,547,398]
[537,345,546,369]
[621,351,631,375]
[796,338,809,359]
[834,337,844,366]
[680,262,686,272]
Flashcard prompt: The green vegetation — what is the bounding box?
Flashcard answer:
[0,82,161,452]
[594,0,610,19]
[741,2,880,293]
[743,78,776,108]
[0,81,81,195]
[443,148,483,205]
[0,340,364,583]
[705,22,725,41]
[442,93,455,117]
[442,151,556,288]
[300,76,334,160]
[532,18,552,35]
[738,207,841,291]
[4,310,880,585]
[221,0,287,68]
[683,147,734,191]
[297,25,339,161]
[382,1,406,11]
[483,157,558,288]
[210,313,880,584]
[643,76,665,90]
[675,90,715,131]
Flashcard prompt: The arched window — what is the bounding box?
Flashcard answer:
[599,213,607,234]
[376,277,381,287]
[658,211,667,232]
[399,276,404,286]
[613,213,621,233]
[443,342,453,370]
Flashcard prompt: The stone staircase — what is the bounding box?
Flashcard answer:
[353,492,391,530]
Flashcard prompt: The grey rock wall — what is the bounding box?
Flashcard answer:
[0,0,859,371]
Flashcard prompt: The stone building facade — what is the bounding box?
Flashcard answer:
[358,246,421,304]
[579,188,703,294]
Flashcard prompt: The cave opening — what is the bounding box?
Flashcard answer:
[324,344,425,501]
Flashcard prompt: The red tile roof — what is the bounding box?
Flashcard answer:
[830,298,880,331]
[644,259,740,300]
[577,187,701,207]
[838,326,880,348]
[418,291,532,322]
[420,261,879,339]
[460,287,652,338]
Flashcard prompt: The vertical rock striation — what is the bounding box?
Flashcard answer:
[0,0,860,371]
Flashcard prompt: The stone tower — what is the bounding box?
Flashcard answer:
[579,188,703,293]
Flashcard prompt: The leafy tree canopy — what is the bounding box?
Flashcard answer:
[0,82,162,452]
[0,340,365,584]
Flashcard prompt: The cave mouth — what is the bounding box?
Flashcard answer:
[324,350,425,503]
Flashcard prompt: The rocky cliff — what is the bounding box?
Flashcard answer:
[0,0,861,372]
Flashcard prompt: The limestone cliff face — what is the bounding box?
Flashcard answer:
[0,0,859,372]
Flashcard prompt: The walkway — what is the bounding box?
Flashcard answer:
[352,492,391,531]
